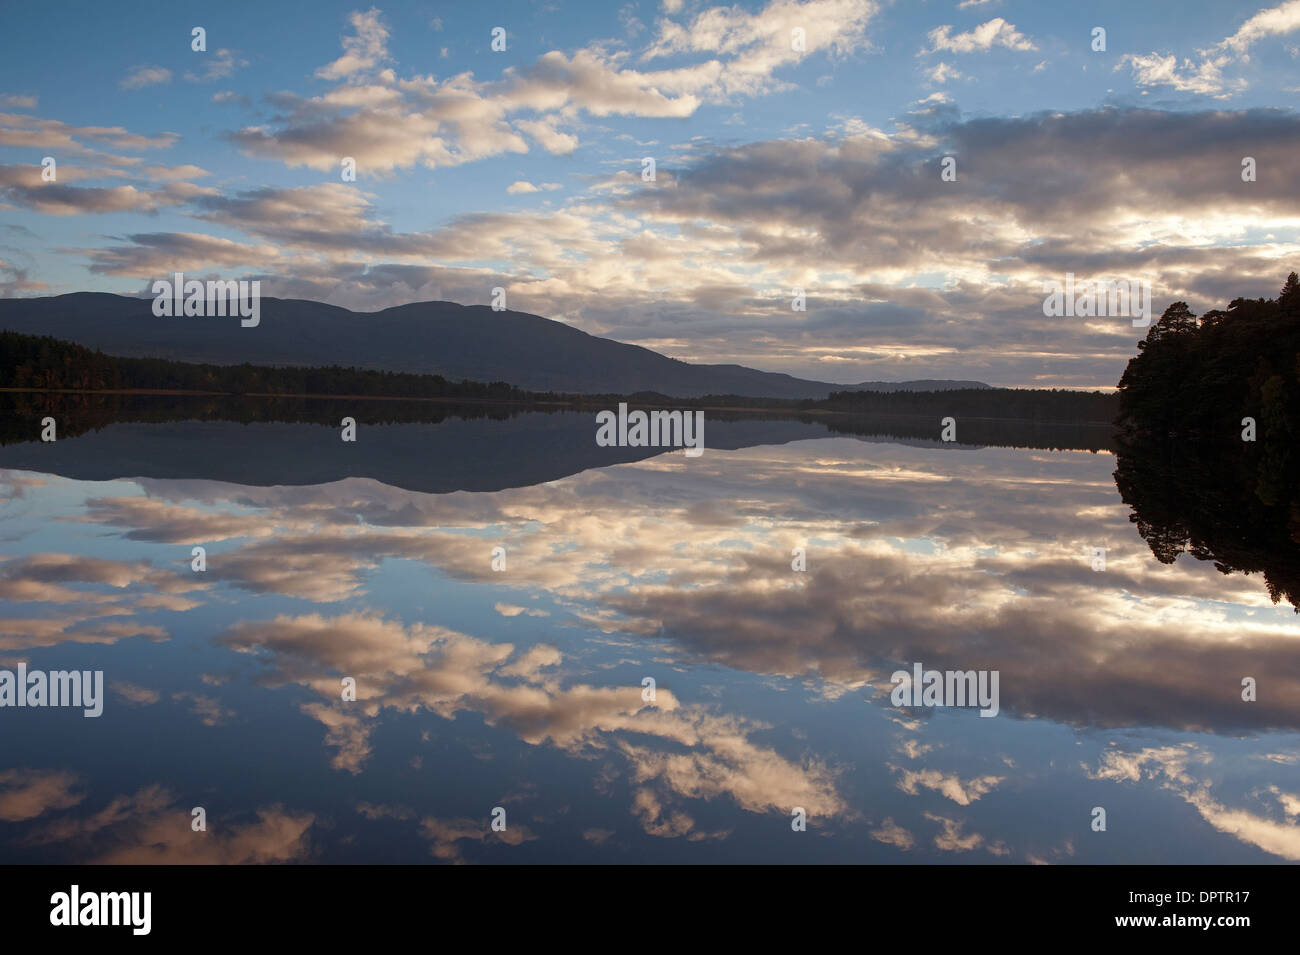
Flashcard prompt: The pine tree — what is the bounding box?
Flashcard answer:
[1280,271,1300,318]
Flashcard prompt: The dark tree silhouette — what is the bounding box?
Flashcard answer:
[1115,272,1300,610]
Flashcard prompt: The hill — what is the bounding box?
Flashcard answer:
[0,292,988,400]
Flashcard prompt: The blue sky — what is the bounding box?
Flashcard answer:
[3,0,1300,387]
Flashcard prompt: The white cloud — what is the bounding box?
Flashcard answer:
[895,767,1003,805]
[316,7,391,80]
[1117,52,1242,97]
[1218,0,1300,55]
[120,65,172,90]
[184,48,247,83]
[925,18,1035,54]
[1121,0,1300,96]
[506,180,562,194]
[926,61,964,84]
[1090,744,1300,861]
[230,1,882,175]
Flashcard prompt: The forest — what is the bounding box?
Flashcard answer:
[0,331,530,402]
[813,386,1118,421]
[1114,271,1300,610]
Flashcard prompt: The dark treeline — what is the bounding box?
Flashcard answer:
[1114,272,1300,610]
[811,386,1118,422]
[820,413,1117,452]
[0,331,531,402]
[0,392,530,445]
[1117,272,1300,446]
[0,391,1121,456]
[0,389,823,447]
[3,331,1125,428]
[1,329,1131,459]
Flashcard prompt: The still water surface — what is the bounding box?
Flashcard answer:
[0,408,1296,863]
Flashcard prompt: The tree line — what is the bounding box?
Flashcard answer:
[812,386,1118,422]
[1117,271,1300,446]
[0,331,530,401]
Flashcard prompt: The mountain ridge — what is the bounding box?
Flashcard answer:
[0,292,989,399]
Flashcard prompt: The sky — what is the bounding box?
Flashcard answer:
[2,0,1299,388]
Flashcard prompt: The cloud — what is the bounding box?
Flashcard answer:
[925,61,964,84]
[84,104,1300,387]
[0,551,198,649]
[895,768,1004,805]
[39,787,315,864]
[642,0,879,96]
[211,90,251,106]
[172,691,235,726]
[184,49,247,83]
[112,682,161,706]
[120,65,173,90]
[1117,53,1242,98]
[189,184,433,255]
[870,817,915,849]
[631,787,729,840]
[497,643,562,679]
[1218,0,1300,55]
[0,164,206,216]
[514,118,579,154]
[493,602,550,618]
[1089,744,1300,860]
[419,814,537,862]
[924,811,1010,855]
[228,0,878,174]
[0,769,83,822]
[316,7,391,80]
[506,180,567,195]
[1121,0,1300,97]
[0,111,178,155]
[0,256,46,295]
[356,801,416,821]
[925,18,1035,54]
[79,496,274,544]
[81,231,281,275]
[215,610,846,825]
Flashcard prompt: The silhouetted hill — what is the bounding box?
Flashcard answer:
[0,293,988,399]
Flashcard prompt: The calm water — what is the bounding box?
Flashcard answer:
[1,408,1297,863]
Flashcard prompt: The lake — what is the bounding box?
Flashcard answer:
[1,404,1297,863]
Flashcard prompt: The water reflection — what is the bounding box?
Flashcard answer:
[1115,431,1300,613]
[0,406,1297,863]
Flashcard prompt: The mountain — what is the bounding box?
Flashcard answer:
[0,293,988,399]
